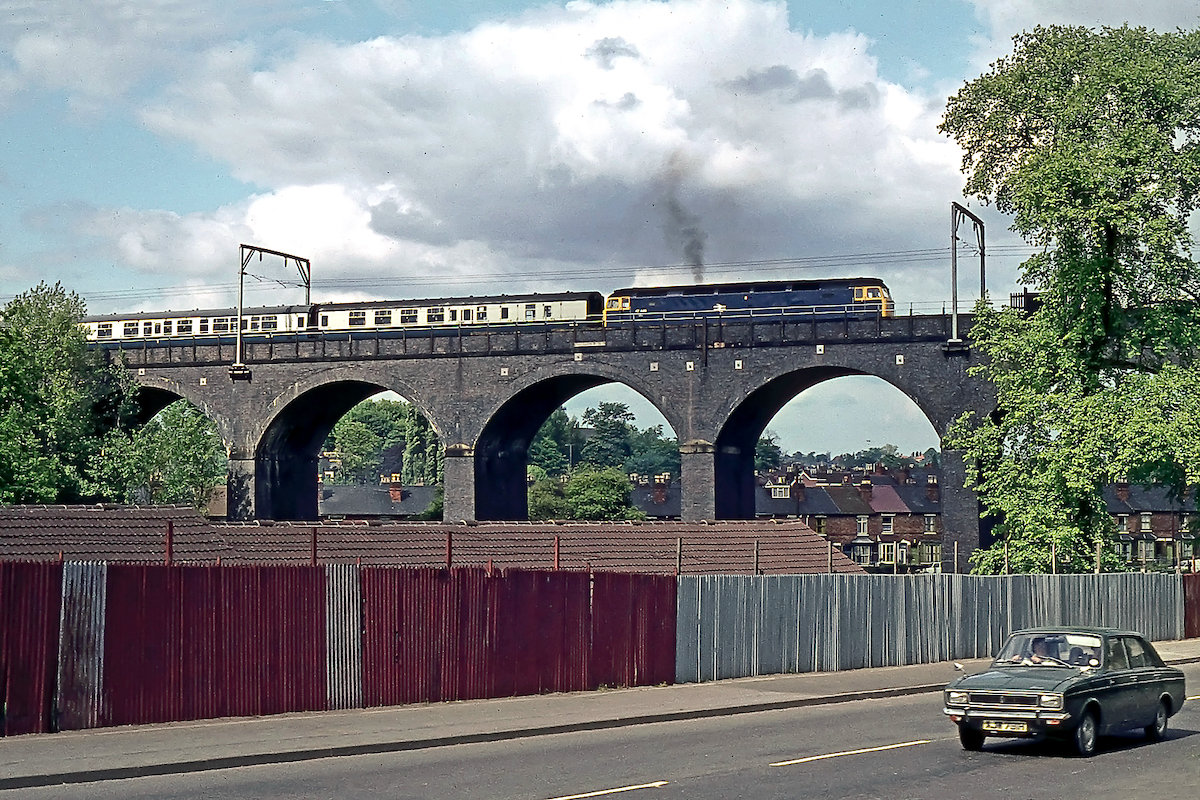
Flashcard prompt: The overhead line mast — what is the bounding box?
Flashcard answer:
[231,244,312,381]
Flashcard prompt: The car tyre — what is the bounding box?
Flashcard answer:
[958,725,985,751]
[1145,700,1169,741]
[1072,709,1098,757]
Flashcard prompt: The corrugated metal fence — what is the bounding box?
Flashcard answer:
[0,562,675,735]
[676,573,1188,683]
[1186,573,1200,640]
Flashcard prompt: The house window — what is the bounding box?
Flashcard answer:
[880,542,896,563]
[1118,515,1128,533]
[400,309,418,324]
[856,515,868,535]
[897,542,909,563]
[427,307,445,323]
[924,514,936,533]
[881,514,894,533]
[813,516,826,535]
[1138,539,1154,561]
[771,486,790,499]
[349,311,367,327]
[1141,513,1152,533]
[97,323,113,338]
[374,310,392,326]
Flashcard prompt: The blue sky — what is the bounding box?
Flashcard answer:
[1,0,1194,455]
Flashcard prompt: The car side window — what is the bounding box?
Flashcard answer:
[1124,637,1148,668]
[1106,638,1129,671]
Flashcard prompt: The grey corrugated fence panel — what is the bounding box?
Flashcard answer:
[55,562,106,731]
[676,573,1186,684]
[325,563,363,710]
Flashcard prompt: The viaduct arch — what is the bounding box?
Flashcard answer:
[116,313,993,569]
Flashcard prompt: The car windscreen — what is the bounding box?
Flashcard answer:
[993,632,1103,669]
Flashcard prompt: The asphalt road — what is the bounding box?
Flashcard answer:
[5,664,1200,800]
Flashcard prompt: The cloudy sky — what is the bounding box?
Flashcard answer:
[2,0,1195,455]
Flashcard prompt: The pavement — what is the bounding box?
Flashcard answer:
[3,638,1199,791]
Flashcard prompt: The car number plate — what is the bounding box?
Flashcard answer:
[982,720,1028,733]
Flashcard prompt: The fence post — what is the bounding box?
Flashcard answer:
[753,539,759,575]
[1051,540,1057,574]
[554,535,560,571]
[310,526,317,567]
[828,539,833,574]
[165,520,173,565]
[676,537,683,576]
[1095,539,1101,574]
[445,530,452,569]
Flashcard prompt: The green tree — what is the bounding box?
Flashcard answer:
[0,282,137,504]
[329,419,383,484]
[624,424,680,479]
[529,407,583,477]
[939,25,1200,573]
[580,402,635,469]
[528,476,571,520]
[131,401,226,509]
[565,466,645,521]
[754,432,783,472]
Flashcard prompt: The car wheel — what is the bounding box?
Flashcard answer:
[1145,700,1169,741]
[1073,709,1098,757]
[958,725,985,751]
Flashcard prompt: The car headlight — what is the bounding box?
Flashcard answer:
[946,690,968,705]
[1039,693,1064,709]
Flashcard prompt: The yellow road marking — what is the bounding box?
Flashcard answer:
[546,781,669,800]
[770,739,931,767]
[1187,695,1200,702]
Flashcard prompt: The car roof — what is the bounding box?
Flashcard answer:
[1011,626,1144,638]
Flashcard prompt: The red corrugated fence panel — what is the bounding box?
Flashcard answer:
[1185,573,1200,640]
[0,561,62,736]
[592,573,676,689]
[103,564,184,727]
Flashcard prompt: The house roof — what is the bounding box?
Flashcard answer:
[0,506,865,575]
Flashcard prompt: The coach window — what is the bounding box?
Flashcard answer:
[449,309,458,322]
[199,318,210,334]
[143,322,154,336]
[500,307,510,320]
[241,318,248,331]
[427,307,445,323]
[476,306,487,320]
[400,308,418,324]
[525,304,536,320]
[249,316,260,331]
[97,323,113,338]
[124,322,139,336]
[462,308,472,322]
[374,310,392,326]
[176,319,192,334]
[213,318,229,333]
[296,316,306,329]
[162,321,172,335]
[261,316,278,331]
[349,311,367,327]
[543,305,552,318]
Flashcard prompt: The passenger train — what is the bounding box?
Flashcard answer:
[82,278,893,344]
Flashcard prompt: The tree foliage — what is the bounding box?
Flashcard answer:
[528,466,645,521]
[324,398,442,486]
[0,283,137,503]
[939,25,1200,572]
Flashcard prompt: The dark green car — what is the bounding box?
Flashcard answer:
[943,627,1185,756]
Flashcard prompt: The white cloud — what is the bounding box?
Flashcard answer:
[133,0,965,300]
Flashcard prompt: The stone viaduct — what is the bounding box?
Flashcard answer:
[111,313,995,571]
